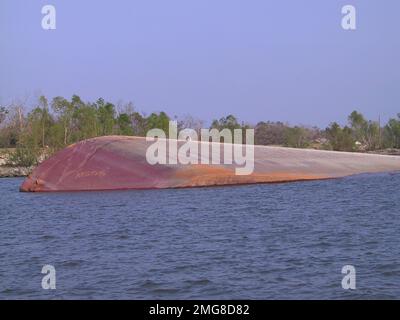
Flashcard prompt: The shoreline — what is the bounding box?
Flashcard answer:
[0,166,33,178]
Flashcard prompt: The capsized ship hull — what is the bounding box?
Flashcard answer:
[20,136,400,192]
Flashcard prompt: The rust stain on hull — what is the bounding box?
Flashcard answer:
[20,136,400,192]
[174,165,328,188]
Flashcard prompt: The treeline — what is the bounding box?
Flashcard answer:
[1,95,400,165]
[256,111,400,152]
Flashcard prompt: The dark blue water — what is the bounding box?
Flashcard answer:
[1,173,400,299]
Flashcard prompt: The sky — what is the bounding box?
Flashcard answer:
[1,0,399,127]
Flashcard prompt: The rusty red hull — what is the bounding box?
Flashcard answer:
[20,136,400,192]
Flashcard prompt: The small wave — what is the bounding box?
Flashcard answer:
[60,259,85,268]
[184,279,212,286]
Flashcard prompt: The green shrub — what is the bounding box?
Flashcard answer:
[7,146,39,167]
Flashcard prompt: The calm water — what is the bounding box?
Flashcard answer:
[1,173,400,300]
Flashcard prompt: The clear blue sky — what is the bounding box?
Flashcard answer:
[1,0,399,127]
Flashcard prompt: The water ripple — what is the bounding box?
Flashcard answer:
[1,173,400,299]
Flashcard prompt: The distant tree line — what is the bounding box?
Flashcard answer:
[1,95,400,166]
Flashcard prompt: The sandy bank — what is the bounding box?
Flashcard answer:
[0,166,33,178]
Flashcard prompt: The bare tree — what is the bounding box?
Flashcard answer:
[178,115,205,138]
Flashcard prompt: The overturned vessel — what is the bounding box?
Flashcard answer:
[20,136,400,192]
